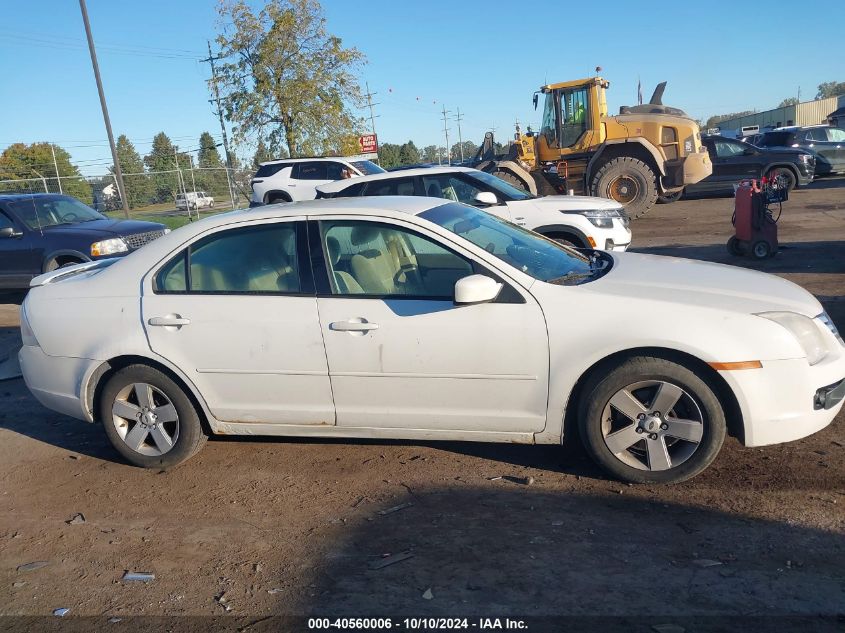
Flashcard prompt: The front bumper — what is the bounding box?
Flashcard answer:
[19,346,98,422]
[718,354,845,447]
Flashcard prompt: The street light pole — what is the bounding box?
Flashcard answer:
[79,0,129,219]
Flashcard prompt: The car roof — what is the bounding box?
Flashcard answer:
[317,166,477,194]
[240,195,450,220]
[0,192,70,201]
[258,156,361,166]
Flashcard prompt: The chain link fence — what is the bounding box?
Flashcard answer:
[0,167,250,217]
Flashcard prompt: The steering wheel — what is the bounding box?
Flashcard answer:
[394,264,422,288]
[61,212,82,222]
[484,242,496,254]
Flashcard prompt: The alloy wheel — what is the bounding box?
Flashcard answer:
[111,383,180,456]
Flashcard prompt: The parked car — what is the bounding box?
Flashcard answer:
[756,126,845,176]
[0,193,168,290]
[658,135,815,202]
[19,197,845,483]
[250,157,386,206]
[175,191,214,211]
[316,166,631,251]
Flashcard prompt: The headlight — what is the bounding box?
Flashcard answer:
[563,208,623,229]
[818,312,844,346]
[90,238,128,257]
[757,312,830,365]
[164,228,172,234]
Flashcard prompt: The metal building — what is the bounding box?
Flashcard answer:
[715,95,845,135]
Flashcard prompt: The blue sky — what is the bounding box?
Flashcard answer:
[1,0,842,176]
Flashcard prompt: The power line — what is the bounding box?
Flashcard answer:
[441,105,452,166]
[201,40,237,209]
[454,107,464,162]
[364,81,380,164]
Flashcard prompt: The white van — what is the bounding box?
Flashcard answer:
[175,191,214,211]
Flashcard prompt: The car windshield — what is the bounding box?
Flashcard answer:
[420,202,610,285]
[351,160,386,175]
[9,196,106,230]
[467,170,535,201]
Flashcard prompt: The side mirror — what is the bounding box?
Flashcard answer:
[454,274,503,305]
[473,191,498,206]
[0,227,21,238]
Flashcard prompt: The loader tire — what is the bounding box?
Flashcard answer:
[492,169,530,193]
[591,157,657,219]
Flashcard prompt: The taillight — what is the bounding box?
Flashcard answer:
[20,302,39,347]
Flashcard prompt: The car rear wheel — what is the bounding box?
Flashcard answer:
[578,356,726,484]
[99,364,207,469]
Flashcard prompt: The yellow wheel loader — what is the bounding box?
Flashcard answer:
[473,77,712,218]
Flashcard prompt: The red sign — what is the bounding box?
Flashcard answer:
[359,134,378,154]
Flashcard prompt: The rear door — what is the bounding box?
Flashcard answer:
[804,128,838,174]
[0,206,37,288]
[141,218,335,426]
[289,161,337,200]
[824,127,845,171]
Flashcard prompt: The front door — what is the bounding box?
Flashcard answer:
[0,208,36,289]
[312,217,549,433]
[142,219,335,425]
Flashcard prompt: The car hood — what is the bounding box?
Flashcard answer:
[42,218,165,238]
[511,195,624,212]
[585,252,822,316]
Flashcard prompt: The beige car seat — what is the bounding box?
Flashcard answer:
[349,225,399,295]
[326,236,364,294]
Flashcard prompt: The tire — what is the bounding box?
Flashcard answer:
[726,236,742,256]
[766,167,796,191]
[657,189,683,204]
[492,169,530,192]
[751,240,771,259]
[267,193,292,204]
[577,356,726,484]
[44,257,83,272]
[98,364,207,469]
[590,157,658,219]
[545,232,585,249]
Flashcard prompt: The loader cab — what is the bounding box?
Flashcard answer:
[536,77,608,160]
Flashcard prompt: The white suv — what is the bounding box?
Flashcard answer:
[250,157,386,206]
[316,166,631,251]
[175,191,214,211]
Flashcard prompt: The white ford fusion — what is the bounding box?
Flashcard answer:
[19,197,845,483]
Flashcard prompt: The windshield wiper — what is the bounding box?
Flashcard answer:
[547,271,594,286]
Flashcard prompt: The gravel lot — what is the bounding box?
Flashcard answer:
[0,180,843,631]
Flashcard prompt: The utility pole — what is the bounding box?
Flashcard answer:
[454,107,464,162]
[441,105,452,166]
[364,81,381,164]
[202,40,237,210]
[50,144,63,194]
[174,147,190,219]
[79,0,129,219]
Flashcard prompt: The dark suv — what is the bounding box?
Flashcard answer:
[0,193,167,290]
[756,126,845,176]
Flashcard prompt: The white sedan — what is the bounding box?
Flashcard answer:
[19,197,845,483]
[316,166,632,252]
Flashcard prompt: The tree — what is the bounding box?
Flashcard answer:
[195,131,229,199]
[421,145,439,164]
[777,97,799,107]
[215,0,366,157]
[705,110,755,130]
[377,143,401,169]
[143,132,182,202]
[0,142,91,202]
[816,81,845,100]
[398,140,420,166]
[113,135,150,209]
[252,139,275,169]
[450,140,478,162]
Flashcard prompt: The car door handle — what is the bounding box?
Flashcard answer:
[148,316,191,327]
[330,320,379,332]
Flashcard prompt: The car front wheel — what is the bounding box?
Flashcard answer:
[99,364,207,468]
[578,356,726,484]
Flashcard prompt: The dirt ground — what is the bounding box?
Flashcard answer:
[0,179,843,632]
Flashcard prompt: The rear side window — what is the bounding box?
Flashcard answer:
[363,178,417,196]
[805,129,829,142]
[155,223,301,294]
[829,128,845,142]
[295,162,329,180]
[758,132,794,147]
[254,163,287,178]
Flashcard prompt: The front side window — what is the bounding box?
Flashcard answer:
[156,223,301,294]
[805,129,829,142]
[540,91,558,147]
[320,220,473,298]
[712,140,746,158]
[9,196,105,230]
[560,87,589,147]
[350,160,386,175]
[421,203,608,286]
[467,170,533,201]
[0,211,15,231]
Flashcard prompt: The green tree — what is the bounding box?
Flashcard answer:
[421,145,439,164]
[113,135,150,209]
[777,97,799,107]
[252,139,273,169]
[450,140,478,162]
[143,132,184,202]
[816,81,845,100]
[398,140,420,166]
[0,142,91,202]
[215,0,366,157]
[378,143,401,169]
[195,131,229,200]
